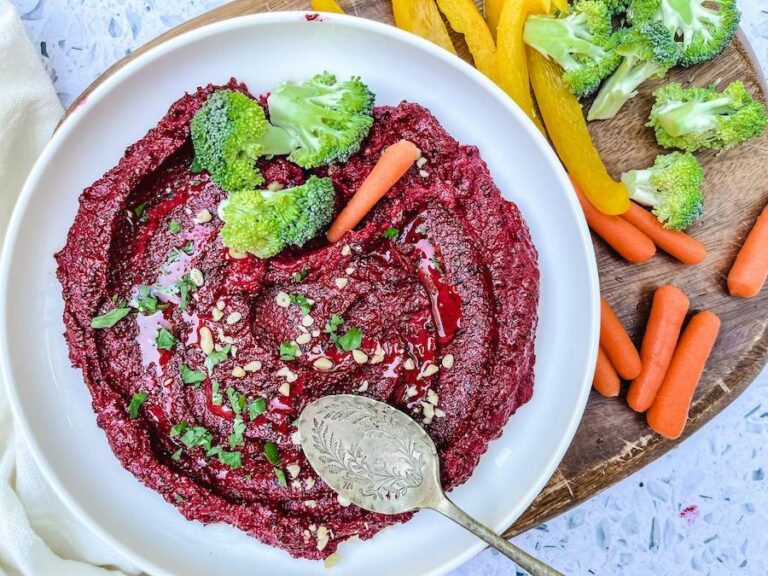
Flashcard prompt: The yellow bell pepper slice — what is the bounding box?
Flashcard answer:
[311,0,344,13]
[527,48,629,215]
[436,0,497,80]
[392,0,457,55]
[496,0,546,133]
[551,0,568,12]
[485,0,504,38]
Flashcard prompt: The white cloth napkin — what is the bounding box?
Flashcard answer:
[0,2,138,574]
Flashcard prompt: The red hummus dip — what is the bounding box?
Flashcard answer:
[56,80,539,559]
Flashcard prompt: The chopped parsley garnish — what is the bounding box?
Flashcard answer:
[243,473,253,481]
[179,364,206,387]
[176,274,197,311]
[264,441,281,467]
[334,326,363,351]
[274,468,288,487]
[279,342,300,361]
[134,202,147,218]
[170,422,188,437]
[226,387,247,414]
[210,447,242,469]
[155,327,177,350]
[229,417,246,449]
[169,220,182,234]
[171,448,182,461]
[180,425,213,449]
[211,380,223,406]
[166,249,182,264]
[289,293,313,315]
[293,268,308,282]
[128,392,148,419]
[182,240,195,255]
[205,344,231,375]
[136,285,164,315]
[324,314,344,334]
[416,224,429,235]
[91,306,131,329]
[174,494,184,503]
[248,398,267,420]
[382,227,399,240]
[431,256,444,274]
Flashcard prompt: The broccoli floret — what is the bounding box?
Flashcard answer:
[621,151,704,230]
[524,0,623,97]
[648,81,768,151]
[587,22,682,120]
[191,90,295,193]
[628,0,740,66]
[219,176,335,258]
[596,0,631,15]
[267,72,374,169]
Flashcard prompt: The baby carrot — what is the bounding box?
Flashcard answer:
[593,346,620,397]
[600,298,642,380]
[573,182,656,264]
[622,202,707,265]
[327,140,420,243]
[647,311,721,439]
[626,285,689,413]
[727,204,768,298]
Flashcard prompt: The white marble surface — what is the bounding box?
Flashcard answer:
[8,0,768,574]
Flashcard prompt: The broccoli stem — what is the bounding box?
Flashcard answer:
[621,169,659,206]
[588,57,663,120]
[257,125,297,157]
[524,15,608,72]
[656,95,733,137]
[661,0,723,47]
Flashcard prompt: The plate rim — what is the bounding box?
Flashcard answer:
[0,10,599,576]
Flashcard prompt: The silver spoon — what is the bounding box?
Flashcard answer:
[298,394,563,576]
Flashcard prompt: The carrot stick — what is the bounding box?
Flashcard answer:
[727,204,768,298]
[647,311,721,439]
[593,346,620,397]
[573,181,656,264]
[600,298,641,380]
[626,285,689,412]
[327,140,420,242]
[621,202,706,265]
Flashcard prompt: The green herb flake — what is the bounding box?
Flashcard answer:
[176,274,197,311]
[243,473,253,481]
[205,344,231,375]
[171,448,183,461]
[134,202,147,218]
[382,226,399,240]
[169,220,182,234]
[324,314,344,334]
[170,421,189,437]
[264,441,281,467]
[229,417,247,448]
[174,494,184,504]
[216,449,242,469]
[181,426,213,450]
[226,387,245,415]
[128,392,148,419]
[335,326,363,351]
[155,327,177,350]
[91,306,131,329]
[279,341,300,361]
[274,468,288,487]
[211,380,223,406]
[289,294,313,316]
[179,364,206,387]
[182,240,195,255]
[248,398,267,420]
[136,285,164,315]
[166,249,181,264]
[292,268,308,282]
[431,256,444,274]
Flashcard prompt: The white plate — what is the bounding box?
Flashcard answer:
[0,12,599,576]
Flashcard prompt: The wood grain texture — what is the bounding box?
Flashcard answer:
[61,0,768,539]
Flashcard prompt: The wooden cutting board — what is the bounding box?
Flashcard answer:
[64,0,768,539]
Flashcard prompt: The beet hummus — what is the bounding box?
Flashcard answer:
[56,79,539,560]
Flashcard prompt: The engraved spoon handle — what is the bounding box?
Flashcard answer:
[431,496,564,576]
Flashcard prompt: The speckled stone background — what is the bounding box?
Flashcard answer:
[7,0,768,574]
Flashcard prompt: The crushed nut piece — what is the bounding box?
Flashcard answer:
[313,357,334,371]
[337,494,351,507]
[199,327,214,355]
[276,367,298,383]
[419,169,429,178]
[228,248,247,259]
[416,156,427,169]
[302,315,315,327]
[278,382,291,396]
[324,553,341,568]
[276,292,290,308]
[193,209,212,224]
[358,380,369,392]
[427,389,439,405]
[304,500,317,509]
[352,349,368,364]
[341,245,351,257]
[441,353,455,369]
[305,477,316,489]
[232,366,246,378]
[216,300,225,310]
[420,362,439,379]
[434,408,447,418]
[243,360,262,372]
[211,308,224,321]
[345,267,354,275]
[189,268,205,287]
[403,357,416,371]
[267,181,285,192]
[334,277,348,289]
[286,463,301,479]
[296,332,312,345]
[226,312,242,325]
[316,526,330,551]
